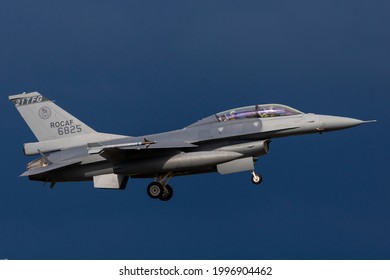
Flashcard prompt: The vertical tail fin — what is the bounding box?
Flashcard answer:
[9,92,96,142]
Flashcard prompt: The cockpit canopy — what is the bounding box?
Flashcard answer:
[215,104,303,122]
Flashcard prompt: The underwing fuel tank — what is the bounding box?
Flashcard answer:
[163,151,243,169]
[115,151,244,175]
[217,140,270,157]
[114,140,270,175]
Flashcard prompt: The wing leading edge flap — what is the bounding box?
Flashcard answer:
[88,140,198,155]
[21,159,82,177]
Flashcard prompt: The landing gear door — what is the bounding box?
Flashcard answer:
[217,157,254,175]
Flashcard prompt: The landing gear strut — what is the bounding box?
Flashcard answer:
[251,170,263,185]
[146,172,174,201]
[160,184,173,201]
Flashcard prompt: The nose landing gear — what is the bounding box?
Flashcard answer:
[251,170,263,185]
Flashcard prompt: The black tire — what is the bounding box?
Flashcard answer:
[147,182,163,199]
[251,173,263,185]
[159,185,174,201]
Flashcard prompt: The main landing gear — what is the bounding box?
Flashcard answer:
[146,170,262,201]
[251,170,263,185]
[147,173,174,201]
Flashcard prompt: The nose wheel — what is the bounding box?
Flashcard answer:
[251,171,263,185]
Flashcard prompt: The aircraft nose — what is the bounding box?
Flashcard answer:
[319,115,366,132]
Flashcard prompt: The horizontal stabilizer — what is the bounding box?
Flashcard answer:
[23,132,128,156]
[21,159,81,177]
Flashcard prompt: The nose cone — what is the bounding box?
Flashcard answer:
[319,115,365,132]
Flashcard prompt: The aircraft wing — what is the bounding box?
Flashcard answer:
[21,159,82,177]
[87,140,198,160]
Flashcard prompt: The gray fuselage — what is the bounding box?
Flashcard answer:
[29,111,361,183]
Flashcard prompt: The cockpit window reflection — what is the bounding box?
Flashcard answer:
[216,104,303,122]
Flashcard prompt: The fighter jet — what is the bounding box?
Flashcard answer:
[9,92,375,201]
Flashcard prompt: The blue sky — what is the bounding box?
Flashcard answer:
[1,0,389,259]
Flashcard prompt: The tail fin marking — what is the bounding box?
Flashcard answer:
[9,92,96,142]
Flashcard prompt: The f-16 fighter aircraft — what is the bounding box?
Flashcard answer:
[9,92,375,201]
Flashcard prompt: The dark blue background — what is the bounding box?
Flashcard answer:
[1,0,389,259]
